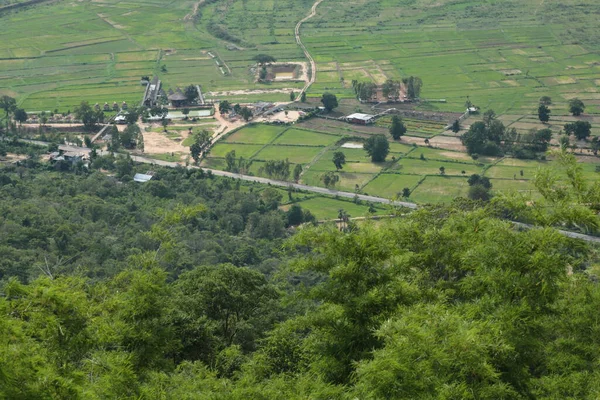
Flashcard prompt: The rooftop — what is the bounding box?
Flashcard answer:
[346,113,376,121]
[133,173,153,183]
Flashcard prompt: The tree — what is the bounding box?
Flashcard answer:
[120,124,141,149]
[293,164,303,182]
[559,135,570,150]
[483,109,497,127]
[321,171,339,188]
[332,151,346,170]
[461,120,507,156]
[320,93,338,112]
[439,166,445,175]
[263,159,291,180]
[13,108,27,127]
[564,121,592,140]
[401,187,411,198]
[0,95,16,131]
[539,96,552,106]
[402,76,423,99]
[225,150,237,172]
[389,115,407,140]
[538,104,551,123]
[190,130,212,163]
[364,134,389,162]
[290,91,296,102]
[253,54,276,65]
[569,98,585,116]
[467,174,492,189]
[451,119,460,133]
[239,107,253,121]
[233,103,242,114]
[300,92,306,103]
[74,101,101,130]
[184,85,198,103]
[173,264,279,356]
[219,100,231,114]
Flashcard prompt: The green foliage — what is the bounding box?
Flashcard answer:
[402,76,423,99]
[364,134,389,162]
[568,98,585,116]
[332,151,346,170]
[564,121,592,140]
[74,101,103,130]
[389,115,407,139]
[190,130,212,163]
[320,93,338,112]
[321,171,339,188]
[538,104,550,122]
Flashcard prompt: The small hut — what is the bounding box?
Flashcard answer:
[168,88,187,108]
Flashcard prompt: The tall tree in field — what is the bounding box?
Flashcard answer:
[293,163,303,182]
[300,91,306,102]
[13,108,27,127]
[569,98,585,116]
[364,134,389,162]
[74,101,100,130]
[0,95,16,131]
[402,76,423,99]
[564,121,592,141]
[190,130,212,163]
[332,151,346,170]
[321,93,338,112]
[538,104,551,123]
[451,119,461,133]
[321,171,339,188]
[389,115,407,140]
[539,96,552,106]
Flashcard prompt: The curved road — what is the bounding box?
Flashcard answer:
[295,0,324,98]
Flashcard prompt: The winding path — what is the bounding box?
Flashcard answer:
[295,0,324,99]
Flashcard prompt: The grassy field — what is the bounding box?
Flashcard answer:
[198,121,598,204]
[2,0,600,115]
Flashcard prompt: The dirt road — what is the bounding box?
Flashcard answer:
[295,0,324,98]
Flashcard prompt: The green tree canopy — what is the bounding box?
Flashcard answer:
[364,134,389,162]
[320,93,338,112]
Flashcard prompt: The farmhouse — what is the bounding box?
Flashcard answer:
[168,88,187,108]
[346,113,376,125]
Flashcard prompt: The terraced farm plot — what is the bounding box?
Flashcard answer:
[253,145,324,164]
[272,128,341,146]
[224,125,287,144]
[485,165,540,179]
[293,196,384,220]
[409,176,469,204]
[393,158,483,177]
[301,169,376,192]
[362,174,424,199]
[209,143,264,158]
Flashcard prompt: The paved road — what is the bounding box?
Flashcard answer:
[12,138,600,243]
[124,152,417,208]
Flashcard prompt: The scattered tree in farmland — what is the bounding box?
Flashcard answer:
[332,151,346,170]
[364,134,389,162]
[321,93,338,112]
[569,98,585,116]
[389,115,407,140]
